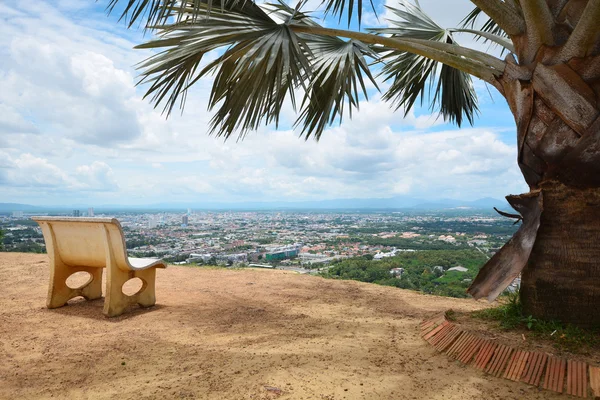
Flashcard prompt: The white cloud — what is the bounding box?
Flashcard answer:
[75,161,119,191]
[0,0,526,206]
[9,154,75,188]
[1,154,118,193]
[1,36,143,146]
[0,103,38,134]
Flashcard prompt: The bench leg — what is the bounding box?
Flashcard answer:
[47,261,73,309]
[135,268,156,308]
[81,268,103,301]
[103,268,131,318]
[103,268,158,317]
[47,264,103,309]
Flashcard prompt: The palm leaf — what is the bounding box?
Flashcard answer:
[204,24,312,139]
[265,0,379,140]
[322,0,377,27]
[106,0,268,28]
[296,35,379,140]
[134,0,312,139]
[371,1,478,126]
[459,6,513,45]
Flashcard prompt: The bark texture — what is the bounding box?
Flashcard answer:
[521,181,600,329]
[470,1,600,328]
[505,57,600,327]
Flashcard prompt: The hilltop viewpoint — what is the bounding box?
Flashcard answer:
[0,253,567,399]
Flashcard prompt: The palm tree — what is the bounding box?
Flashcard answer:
[107,0,600,328]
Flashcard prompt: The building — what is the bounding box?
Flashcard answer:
[265,245,300,261]
[389,267,405,277]
[73,210,80,217]
[438,235,456,243]
[147,217,158,229]
[447,266,468,273]
[88,207,94,217]
[11,211,24,218]
[182,215,189,227]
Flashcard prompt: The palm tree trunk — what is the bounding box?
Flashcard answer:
[520,181,600,328]
[513,59,600,328]
[470,56,600,328]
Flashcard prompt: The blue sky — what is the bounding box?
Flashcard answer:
[0,0,527,206]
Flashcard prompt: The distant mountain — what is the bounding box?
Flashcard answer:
[0,203,47,212]
[0,196,511,212]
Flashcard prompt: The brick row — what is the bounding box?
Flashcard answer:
[474,341,497,370]
[487,344,514,377]
[434,325,462,352]
[521,352,547,386]
[590,366,600,398]
[420,314,446,337]
[427,321,454,345]
[504,350,529,381]
[420,312,446,330]
[567,359,588,398]
[420,313,595,398]
[423,320,449,341]
[449,333,476,360]
[446,331,469,358]
[543,356,566,393]
[457,336,484,364]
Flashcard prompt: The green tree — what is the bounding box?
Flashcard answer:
[107,0,600,327]
[0,229,4,251]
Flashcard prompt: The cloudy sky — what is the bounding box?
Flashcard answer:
[0,0,527,206]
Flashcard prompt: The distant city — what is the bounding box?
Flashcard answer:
[1,205,520,297]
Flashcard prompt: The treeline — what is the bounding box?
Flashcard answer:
[345,219,518,237]
[363,237,463,250]
[321,250,488,298]
[125,236,163,249]
[326,236,466,250]
[1,227,45,253]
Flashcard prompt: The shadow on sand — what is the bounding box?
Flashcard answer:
[48,296,168,321]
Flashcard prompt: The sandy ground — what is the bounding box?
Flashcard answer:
[0,253,565,400]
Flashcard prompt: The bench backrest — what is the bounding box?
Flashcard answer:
[32,217,129,269]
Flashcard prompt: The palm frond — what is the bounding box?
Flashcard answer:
[322,0,376,27]
[459,6,516,56]
[205,24,312,139]
[373,2,478,126]
[265,0,379,140]
[106,0,174,28]
[105,0,267,28]
[460,6,508,39]
[134,1,312,139]
[449,28,514,53]
[296,35,379,140]
[263,0,317,25]
[434,54,478,126]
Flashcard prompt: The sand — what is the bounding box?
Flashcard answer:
[0,252,562,399]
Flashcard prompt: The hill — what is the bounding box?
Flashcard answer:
[0,195,510,212]
[0,253,561,399]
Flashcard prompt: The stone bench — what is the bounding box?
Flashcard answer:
[32,217,166,317]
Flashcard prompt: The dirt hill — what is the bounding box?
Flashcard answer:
[0,253,560,399]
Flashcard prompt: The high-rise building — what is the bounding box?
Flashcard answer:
[73,210,80,217]
[12,211,24,218]
[148,217,158,229]
[182,215,189,227]
[88,207,94,217]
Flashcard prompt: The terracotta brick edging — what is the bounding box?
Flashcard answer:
[420,311,600,398]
